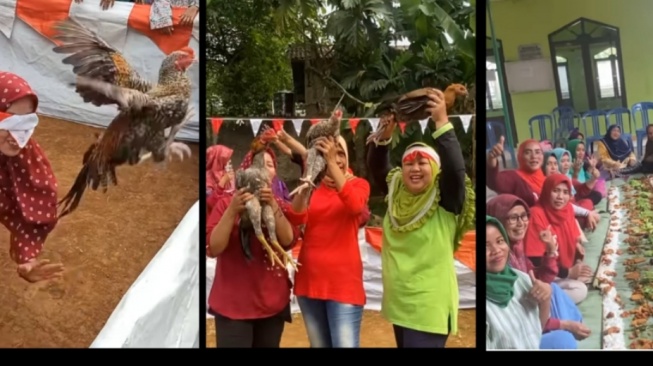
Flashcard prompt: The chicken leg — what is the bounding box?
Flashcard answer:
[289,149,326,197]
[137,107,194,164]
[246,198,285,269]
[366,113,395,145]
[262,204,299,272]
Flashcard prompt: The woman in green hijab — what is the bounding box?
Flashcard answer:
[366,89,475,348]
[486,216,578,349]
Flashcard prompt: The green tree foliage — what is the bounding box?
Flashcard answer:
[206,0,294,116]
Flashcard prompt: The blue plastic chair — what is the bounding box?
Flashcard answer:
[581,110,608,154]
[631,102,653,158]
[486,120,516,168]
[606,107,633,143]
[552,106,580,141]
[528,114,554,141]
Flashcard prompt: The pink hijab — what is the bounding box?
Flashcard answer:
[206,145,234,193]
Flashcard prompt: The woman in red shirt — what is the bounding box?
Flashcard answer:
[206,147,299,348]
[0,71,63,283]
[291,135,371,348]
[206,144,235,216]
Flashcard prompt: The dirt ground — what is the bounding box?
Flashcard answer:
[206,309,476,348]
[0,116,198,348]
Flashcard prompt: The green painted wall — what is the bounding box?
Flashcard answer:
[487,0,653,144]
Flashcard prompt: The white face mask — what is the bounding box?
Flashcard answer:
[0,112,39,148]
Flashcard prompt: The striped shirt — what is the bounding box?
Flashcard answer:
[486,269,542,350]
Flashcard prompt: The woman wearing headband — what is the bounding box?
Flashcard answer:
[366,89,474,348]
[0,71,63,283]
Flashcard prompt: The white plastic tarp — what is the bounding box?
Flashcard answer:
[0,0,200,142]
[91,201,200,348]
[205,227,476,318]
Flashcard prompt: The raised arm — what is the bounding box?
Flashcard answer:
[366,143,393,196]
[426,91,465,215]
[432,123,466,215]
[278,130,308,160]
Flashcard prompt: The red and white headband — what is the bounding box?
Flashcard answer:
[402,144,440,166]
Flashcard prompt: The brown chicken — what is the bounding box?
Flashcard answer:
[366,83,468,145]
[288,108,342,198]
[237,127,298,271]
[52,18,196,218]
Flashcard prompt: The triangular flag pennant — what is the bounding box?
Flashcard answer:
[368,118,380,132]
[419,118,429,133]
[250,119,263,135]
[310,118,320,126]
[291,119,304,135]
[398,122,407,134]
[211,118,223,136]
[458,114,473,132]
[272,119,284,132]
[349,118,360,135]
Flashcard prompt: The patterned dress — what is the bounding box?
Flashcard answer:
[150,0,199,30]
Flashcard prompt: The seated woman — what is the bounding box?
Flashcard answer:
[486,216,578,349]
[366,90,475,348]
[596,125,637,177]
[0,71,64,283]
[487,137,546,207]
[568,128,584,141]
[487,195,591,348]
[206,147,299,348]
[552,148,597,231]
[566,139,604,203]
[540,140,553,153]
[542,151,597,232]
[488,137,601,232]
[542,151,559,176]
[619,125,653,175]
[524,174,593,304]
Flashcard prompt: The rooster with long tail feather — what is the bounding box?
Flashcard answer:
[51,18,196,218]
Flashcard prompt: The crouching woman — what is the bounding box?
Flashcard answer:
[206,148,299,348]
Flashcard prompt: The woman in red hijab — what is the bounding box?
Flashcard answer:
[523,174,593,304]
[0,71,63,283]
[206,145,235,215]
[206,144,235,196]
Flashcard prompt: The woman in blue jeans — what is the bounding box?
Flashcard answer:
[291,132,371,348]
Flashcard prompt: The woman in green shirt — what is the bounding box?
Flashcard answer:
[366,89,475,348]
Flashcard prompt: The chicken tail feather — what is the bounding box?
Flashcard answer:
[240,224,252,260]
[57,163,91,218]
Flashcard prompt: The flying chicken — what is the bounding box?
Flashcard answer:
[51,18,196,218]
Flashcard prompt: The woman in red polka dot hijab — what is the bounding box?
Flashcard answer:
[0,71,63,283]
